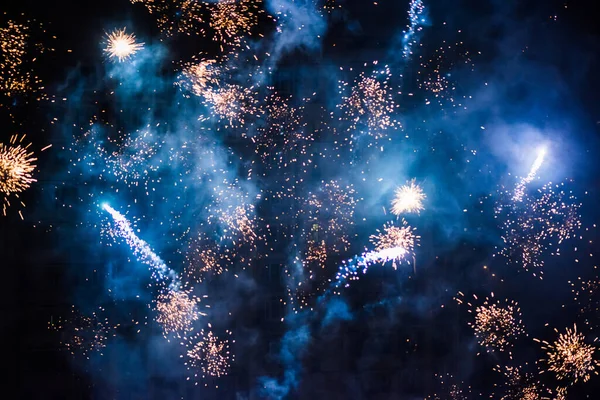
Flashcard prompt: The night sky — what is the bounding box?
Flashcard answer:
[2,0,600,399]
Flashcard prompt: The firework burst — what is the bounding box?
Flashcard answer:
[535,324,600,384]
[104,28,144,62]
[369,219,419,267]
[496,181,581,278]
[155,288,207,338]
[182,328,234,384]
[391,179,426,215]
[177,58,220,97]
[0,134,37,218]
[455,292,525,354]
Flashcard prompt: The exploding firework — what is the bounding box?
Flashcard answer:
[0,134,38,218]
[455,292,525,354]
[177,58,220,97]
[209,0,262,49]
[155,288,207,337]
[391,179,426,215]
[338,63,399,143]
[203,84,258,126]
[496,181,581,278]
[369,219,419,267]
[185,244,224,283]
[182,328,234,384]
[335,223,418,293]
[0,16,51,97]
[535,324,600,384]
[104,28,144,62]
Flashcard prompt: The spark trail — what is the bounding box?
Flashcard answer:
[102,203,180,289]
[402,0,426,58]
[513,146,546,202]
[334,247,409,292]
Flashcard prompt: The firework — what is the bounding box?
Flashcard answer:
[0,134,38,218]
[401,0,426,58]
[570,276,600,327]
[535,324,600,384]
[185,244,223,283]
[209,0,262,49]
[1,20,30,95]
[338,64,399,142]
[496,181,581,278]
[104,28,144,62]
[131,0,207,36]
[455,292,525,354]
[513,146,547,202]
[177,59,219,97]
[0,16,50,97]
[334,232,418,293]
[48,306,118,359]
[182,328,234,384]
[102,203,180,289]
[416,40,477,109]
[302,180,359,254]
[369,219,418,265]
[391,179,425,215]
[493,364,563,400]
[203,84,258,127]
[155,288,207,337]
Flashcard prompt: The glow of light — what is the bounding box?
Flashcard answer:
[104,28,144,62]
[391,179,426,215]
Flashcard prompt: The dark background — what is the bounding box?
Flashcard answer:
[2,0,600,398]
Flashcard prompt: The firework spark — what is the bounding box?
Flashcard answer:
[456,292,525,354]
[535,324,600,384]
[496,181,581,278]
[177,58,219,97]
[104,28,144,62]
[493,364,563,400]
[209,0,262,49]
[335,221,419,292]
[102,203,180,288]
[391,179,426,215]
[513,146,547,202]
[48,306,118,359]
[402,0,426,58]
[182,328,234,384]
[338,64,399,143]
[0,134,37,218]
[155,288,207,337]
[131,0,207,36]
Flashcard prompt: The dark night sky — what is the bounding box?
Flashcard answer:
[2,0,600,399]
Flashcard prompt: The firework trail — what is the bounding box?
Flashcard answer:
[333,247,409,291]
[401,0,427,58]
[513,146,546,202]
[101,203,180,289]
